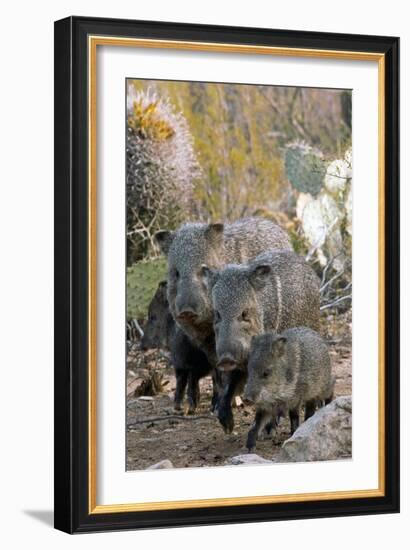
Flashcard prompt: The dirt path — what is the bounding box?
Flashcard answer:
[126,323,351,470]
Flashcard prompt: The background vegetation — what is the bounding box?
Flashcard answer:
[126,79,352,322]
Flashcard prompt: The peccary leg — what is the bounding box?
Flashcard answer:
[210,370,221,412]
[264,420,275,435]
[186,373,201,415]
[289,408,300,434]
[174,369,188,411]
[218,369,246,434]
[305,399,316,421]
[246,410,271,452]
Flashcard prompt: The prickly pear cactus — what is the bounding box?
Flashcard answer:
[324,158,352,196]
[296,147,352,271]
[285,142,326,197]
[127,258,168,320]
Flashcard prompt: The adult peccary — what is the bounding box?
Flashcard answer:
[243,328,334,451]
[140,281,215,413]
[207,250,320,433]
[155,218,292,362]
[140,281,174,351]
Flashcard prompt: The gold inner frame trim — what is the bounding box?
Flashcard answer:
[88,35,386,514]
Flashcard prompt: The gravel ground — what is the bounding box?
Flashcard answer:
[126,313,352,470]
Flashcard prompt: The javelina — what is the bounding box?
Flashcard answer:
[171,327,218,414]
[207,250,320,432]
[243,328,334,451]
[140,281,215,413]
[140,281,174,351]
[155,217,292,359]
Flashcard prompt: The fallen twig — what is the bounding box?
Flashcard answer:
[320,268,345,294]
[320,294,352,311]
[319,253,342,287]
[127,414,218,427]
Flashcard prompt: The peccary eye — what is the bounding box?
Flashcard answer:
[174,269,179,279]
[241,310,250,322]
[262,369,271,379]
[215,311,221,323]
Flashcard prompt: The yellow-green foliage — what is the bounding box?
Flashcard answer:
[128,98,175,140]
[129,80,285,221]
[127,258,167,320]
[129,80,351,224]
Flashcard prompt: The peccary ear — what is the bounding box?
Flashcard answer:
[205,222,224,247]
[273,336,287,357]
[249,264,271,290]
[154,230,175,255]
[200,264,219,289]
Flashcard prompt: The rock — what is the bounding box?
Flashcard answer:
[227,453,272,466]
[277,396,352,463]
[146,459,174,470]
[234,395,244,407]
[138,395,154,401]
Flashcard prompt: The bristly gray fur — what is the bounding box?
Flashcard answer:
[245,327,334,414]
[155,217,292,361]
[210,250,321,368]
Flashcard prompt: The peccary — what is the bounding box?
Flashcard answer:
[207,250,320,433]
[155,217,292,360]
[140,281,215,413]
[140,281,174,351]
[243,328,334,451]
[171,327,218,414]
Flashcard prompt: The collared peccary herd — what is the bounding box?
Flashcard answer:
[141,216,335,451]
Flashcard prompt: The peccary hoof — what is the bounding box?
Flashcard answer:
[218,410,234,434]
[174,401,183,412]
[246,432,257,452]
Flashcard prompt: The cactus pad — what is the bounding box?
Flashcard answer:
[285,142,326,197]
[127,258,168,320]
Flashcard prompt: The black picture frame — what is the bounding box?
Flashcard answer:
[54,15,400,534]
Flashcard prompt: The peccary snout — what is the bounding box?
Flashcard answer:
[175,307,198,322]
[216,352,237,371]
[215,323,248,371]
[171,275,211,328]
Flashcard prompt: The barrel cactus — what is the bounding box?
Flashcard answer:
[285,142,327,197]
[126,84,201,264]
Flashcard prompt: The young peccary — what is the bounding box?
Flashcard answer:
[155,218,292,362]
[207,250,320,433]
[140,281,215,413]
[243,328,334,451]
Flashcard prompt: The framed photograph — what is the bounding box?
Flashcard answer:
[54,16,400,533]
